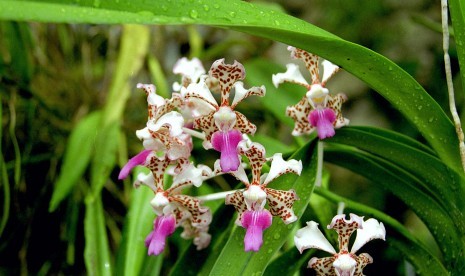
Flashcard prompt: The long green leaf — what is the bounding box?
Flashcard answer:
[49,111,101,212]
[0,0,460,171]
[327,126,465,233]
[208,139,318,275]
[325,148,465,274]
[84,194,112,276]
[115,168,157,276]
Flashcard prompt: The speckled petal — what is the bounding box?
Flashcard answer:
[327,93,349,128]
[287,46,320,84]
[265,188,299,224]
[295,221,337,254]
[308,256,337,276]
[263,153,302,186]
[328,214,363,253]
[209,59,245,106]
[286,96,314,136]
[173,57,206,88]
[225,190,248,226]
[234,111,257,135]
[183,78,219,110]
[237,141,267,185]
[231,81,266,109]
[170,194,212,227]
[194,111,217,144]
[321,60,340,85]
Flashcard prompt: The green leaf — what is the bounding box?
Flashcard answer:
[84,194,112,276]
[0,0,460,171]
[116,167,157,276]
[49,111,101,212]
[325,148,465,273]
[264,247,314,276]
[244,59,302,127]
[327,126,465,232]
[208,139,318,275]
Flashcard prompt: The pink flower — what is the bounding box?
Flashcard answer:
[211,129,243,172]
[241,210,272,251]
[145,214,176,256]
[308,108,337,139]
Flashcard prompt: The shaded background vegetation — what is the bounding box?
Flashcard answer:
[0,0,461,274]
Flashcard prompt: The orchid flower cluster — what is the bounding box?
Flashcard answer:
[119,47,385,275]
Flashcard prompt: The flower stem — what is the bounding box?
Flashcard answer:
[182,127,206,140]
[196,190,241,202]
[442,0,465,172]
[314,141,324,187]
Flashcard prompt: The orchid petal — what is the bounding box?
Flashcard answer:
[286,96,314,136]
[263,153,302,185]
[170,195,212,227]
[287,47,320,84]
[231,81,266,109]
[351,219,386,253]
[272,63,309,88]
[145,214,176,256]
[118,149,152,180]
[215,159,250,185]
[150,192,170,215]
[149,111,185,137]
[333,253,357,276]
[308,108,337,140]
[265,188,299,224]
[183,77,219,110]
[295,221,337,254]
[171,162,213,190]
[241,210,272,252]
[225,190,248,226]
[328,214,363,253]
[194,111,217,144]
[321,60,340,85]
[209,58,245,106]
[308,256,337,275]
[243,185,267,210]
[327,93,349,128]
[211,129,243,172]
[237,141,267,184]
[133,171,157,192]
[173,57,206,87]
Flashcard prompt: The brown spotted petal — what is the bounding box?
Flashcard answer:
[194,111,217,145]
[354,253,373,276]
[328,214,363,253]
[144,154,173,192]
[209,58,245,106]
[327,93,349,128]
[170,194,212,227]
[286,96,314,136]
[237,141,267,185]
[287,46,320,84]
[225,190,248,226]
[234,111,257,136]
[308,256,337,276]
[264,188,299,224]
[263,153,302,186]
[231,81,266,109]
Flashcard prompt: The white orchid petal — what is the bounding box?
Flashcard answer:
[133,172,157,191]
[351,218,386,253]
[137,83,165,107]
[272,63,309,88]
[149,111,185,137]
[150,192,170,216]
[231,81,266,108]
[184,78,218,109]
[333,254,357,276]
[173,57,206,84]
[321,60,339,84]
[263,153,302,185]
[294,221,337,254]
[172,163,213,188]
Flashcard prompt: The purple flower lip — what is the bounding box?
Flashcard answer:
[145,214,176,256]
[211,129,243,172]
[241,210,272,252]
[308,108,336,139]
[118,149,152,180]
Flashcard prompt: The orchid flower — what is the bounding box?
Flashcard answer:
[183,59,266,172]
[294,213,386,276]
[134,83,191,160]
[120,150,214,255]
[224,141,302,251]
[272,46,349,139]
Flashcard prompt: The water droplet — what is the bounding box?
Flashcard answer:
[267,249,273,254]
[203,4,209,11]
[429,117,434,122]
[388,66,393,71]
[161,5,168,11]
[190,9,198,19]
[213,4,220,9]
[93,0,101,7]
[229,11,236,17]
[417,105,423,110]
[273,233,280,239]
[274,20,280,26]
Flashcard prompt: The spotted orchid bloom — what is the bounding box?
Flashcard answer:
[172,57,206,91]
[273,46,349,139]
[184,59,266,173]
[132,83,191,161]
[294,213,386,276]
[224,141,302,251]
[121,151,213,255]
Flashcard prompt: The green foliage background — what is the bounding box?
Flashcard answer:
[0,0,464,275]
